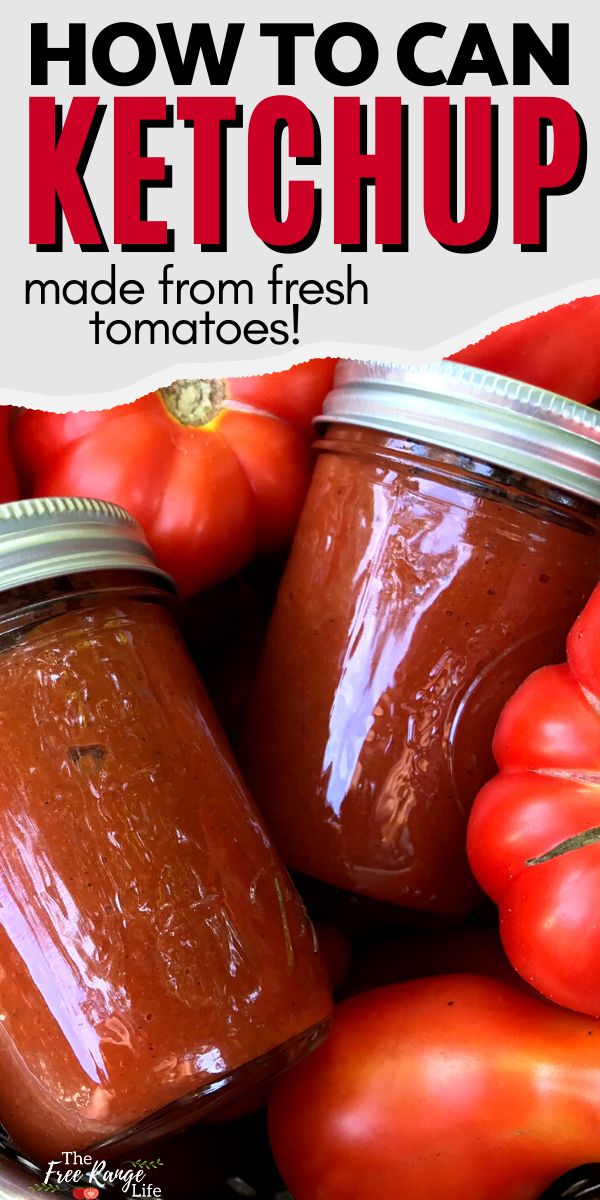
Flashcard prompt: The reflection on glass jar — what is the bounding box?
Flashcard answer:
[0,499,330,1165]
[241,362,600,920]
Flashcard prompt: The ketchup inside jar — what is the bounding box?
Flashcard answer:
[240,362,600,921]
[0,499,330,1164]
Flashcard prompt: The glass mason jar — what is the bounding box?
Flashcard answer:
[0,1150,37,1199]
[241,361,600,921]
[0,498,330,1166]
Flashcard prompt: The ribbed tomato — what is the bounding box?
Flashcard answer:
[468,583,600,1017]
[13,360,336,596]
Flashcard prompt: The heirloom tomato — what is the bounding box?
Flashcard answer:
[468,583,600,1017]
[0,408,18,502]
[269,975,600,1200]
[451,296,600,404]
[13,360,336,596]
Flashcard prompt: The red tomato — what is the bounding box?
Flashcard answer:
[568,582,600,702]
[451,296,600,404]
[492,663,600,774]
[468,582,600,1017]
[269,975,600,1200]
[0,409,18,503]
[13,361,336,597]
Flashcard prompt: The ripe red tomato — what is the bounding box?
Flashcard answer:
[468,582,600,1017]
[451,296,600,403]
[568,581,600,701]
[13,361,336,597]
[0,409,18,503]
[269,975,600,1200]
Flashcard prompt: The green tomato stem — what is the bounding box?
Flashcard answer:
[527,825,600,866]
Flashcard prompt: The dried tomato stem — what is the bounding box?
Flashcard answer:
[159,378,227,427]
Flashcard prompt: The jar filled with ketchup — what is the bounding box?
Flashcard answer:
[241,361,600,921]
[0,498,330,1165]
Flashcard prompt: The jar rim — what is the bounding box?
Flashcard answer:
[0,497,175,595]
[319,360,600,504]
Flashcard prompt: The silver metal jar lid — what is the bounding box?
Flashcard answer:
[321,360,600,503]
[0,497,175,594]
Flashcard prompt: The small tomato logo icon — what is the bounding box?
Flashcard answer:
[72,1189,98,1199]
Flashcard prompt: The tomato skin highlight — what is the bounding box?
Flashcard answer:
[468,580,600,1018]
[451,296,600,404]
[492,663,600,773]
[12,362,335,596]
[269,975,600,1200]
